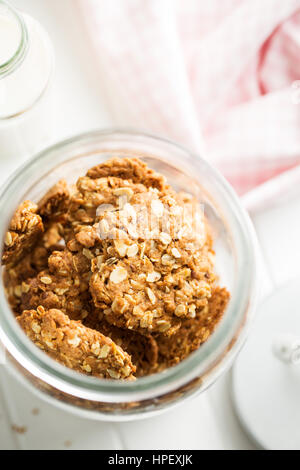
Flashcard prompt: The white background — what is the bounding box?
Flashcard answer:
[0,0,299,450]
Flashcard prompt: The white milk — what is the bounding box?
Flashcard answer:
[0,2,54,167]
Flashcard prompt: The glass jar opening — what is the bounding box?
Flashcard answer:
[0,130,258,419]
[0,0,28,79]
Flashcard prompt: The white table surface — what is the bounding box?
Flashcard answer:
[0,0,298,450]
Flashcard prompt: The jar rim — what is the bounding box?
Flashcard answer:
[0,0,29,79]
[0,129,259,404]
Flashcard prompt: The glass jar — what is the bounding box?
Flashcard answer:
[0,0,54,174]
[0,130,258,421]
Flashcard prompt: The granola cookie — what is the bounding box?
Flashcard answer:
[4,224,65,315]
[66,158,215,336]
[2,201,44,266]
[84,311,158,377]
[154,287,230,371]
[17,307,136,380]
[20,250,91,321]
[38,179,70,224]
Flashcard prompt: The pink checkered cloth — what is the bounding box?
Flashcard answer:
[78,0,300,194]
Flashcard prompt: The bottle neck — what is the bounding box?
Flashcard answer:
[0,0,29,80]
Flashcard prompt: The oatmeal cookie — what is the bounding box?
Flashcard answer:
[2,201,44,266]
[3,255,38,314]
[38,180,70,224]
[89,236,214,336]
[65,158,215,336]
[85,311,158,377]
[20,249,91,321]
[86,157,166,190]
[17,307,136,379]
[154,287,230,371]
[4,224,66,315]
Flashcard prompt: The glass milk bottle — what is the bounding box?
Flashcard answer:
[0,0,54,178]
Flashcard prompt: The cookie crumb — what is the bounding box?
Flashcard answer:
[11,424,27,434]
